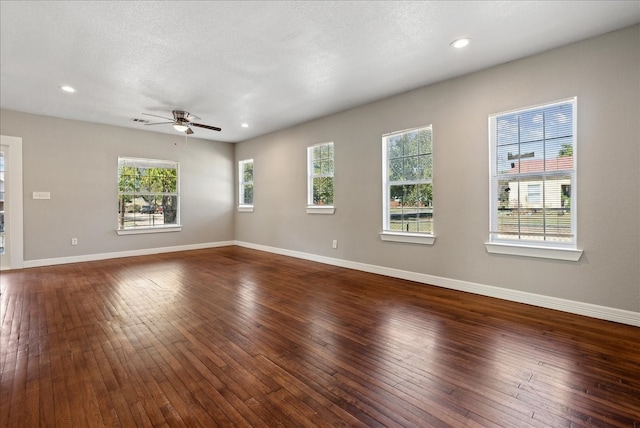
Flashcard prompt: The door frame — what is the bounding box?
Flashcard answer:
[1,135,24,270]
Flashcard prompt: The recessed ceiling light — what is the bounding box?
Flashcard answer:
[450,38,470,49]
[241,123,249,128]
[60,85,76,93]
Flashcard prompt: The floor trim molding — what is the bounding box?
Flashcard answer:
[23,241,235,268]
[235,241,640,327]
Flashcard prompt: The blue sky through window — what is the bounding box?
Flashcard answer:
[496,101,574,174]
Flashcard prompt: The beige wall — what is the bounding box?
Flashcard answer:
[0,110,235,261]
[234,25,640,312]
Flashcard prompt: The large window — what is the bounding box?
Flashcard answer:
[307,142,334,213]
[238,159,254,211]
[117,157,179,231]
[489,98,576,249]
[382,126,433,241]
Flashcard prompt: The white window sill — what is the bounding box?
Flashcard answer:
[306,206,335,215]
[116,226,182,235]
[485,242,583,261]
[238,206,254,213]
[379,231,435,245]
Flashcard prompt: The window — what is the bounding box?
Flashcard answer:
[117,157,180,233]
[238,159,254,212]
[488,98,581,260]
[307,142,335,214]
[381,126,434,245]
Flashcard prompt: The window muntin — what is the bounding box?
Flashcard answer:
[489,98,576,246]
[117,157,179,230]
[383,126,433,234]
[307,142,334,206]
[239,159,254,207]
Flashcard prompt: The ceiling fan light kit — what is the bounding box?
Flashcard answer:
[172,123,189,133]
[142,110,222,135]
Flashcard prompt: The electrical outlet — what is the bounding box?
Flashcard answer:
[71,238,78,246]
[332,239,338,249]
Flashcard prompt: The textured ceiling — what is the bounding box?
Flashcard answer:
[1,1,639,143]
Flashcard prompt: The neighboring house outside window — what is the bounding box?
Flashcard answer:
[487,98,582,261]
[380,125,434,245]
[307,142,335,214]
[117,157,180,233]
[238,159,254,212]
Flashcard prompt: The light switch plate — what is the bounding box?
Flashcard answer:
[33,191,50,200]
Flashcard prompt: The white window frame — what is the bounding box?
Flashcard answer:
[116,157,181,235]
[238,159,254,213]
[307,142,335,215]
[380,125,435,245]
[486,97,582,261]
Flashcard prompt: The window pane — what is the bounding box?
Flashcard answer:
[119,166,140,192]
[545,136,573,172]
[496,114,519,146]
[162,169,177,192]
[544,175,572,242]
[388,184,433,233]
[162,196,178,224]
[417,154,432,180]
[497,144,520,174]
[327,143,334,158]
[495,176,572,242]
[243,162,253,182]
[312,177,333,205]
[519,108,544,143]
[152,198,161,212]
[313,159,322,175]
[404,157,420,181]
[137,168,149,192]
[388,137,403,159]
[419,128,432,154]
[404,133,421,156]
[518,141,544,173]
[544,103,573,140]
[243,184,253,204]
[321,158,334,175]
[389,158,403,181]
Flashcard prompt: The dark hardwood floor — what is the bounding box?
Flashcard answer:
[1,246,638,427]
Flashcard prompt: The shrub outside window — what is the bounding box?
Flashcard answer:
[382,126,433,236]
[117,157,179,230]
[489,98,577,248]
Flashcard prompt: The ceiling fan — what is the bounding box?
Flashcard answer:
[142,110,221,134]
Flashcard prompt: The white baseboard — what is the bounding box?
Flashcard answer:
[234,240,640,327]
[23,241,235,268]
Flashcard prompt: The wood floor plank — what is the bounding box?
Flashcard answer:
[1,246,638,427]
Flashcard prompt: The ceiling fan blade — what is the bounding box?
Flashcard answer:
[185,127,194,135]
[191,122,222,132]
[142,113,173,120]
[144,121,174,126]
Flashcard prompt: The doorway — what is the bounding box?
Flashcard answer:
[0,135,24,270]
